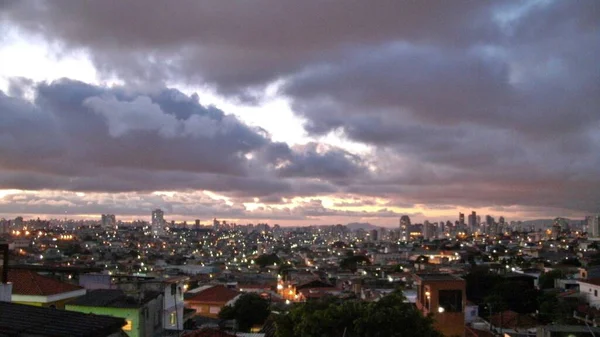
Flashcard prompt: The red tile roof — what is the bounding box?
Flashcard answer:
[7,269,83,296]
[186,285,238,303]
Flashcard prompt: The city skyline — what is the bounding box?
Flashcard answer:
[1,1,599,225]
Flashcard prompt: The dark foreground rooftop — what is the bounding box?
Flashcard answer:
[0,301,126,337]
[414,273,463,281]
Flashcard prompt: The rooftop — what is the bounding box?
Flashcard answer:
[579,278,600,286]
[0,301,125,337]
[5,269,83,296]
[67,289,162,308]
[186,285,239,303]
[414,273,463,281]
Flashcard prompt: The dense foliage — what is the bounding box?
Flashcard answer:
[219,293,271,332]
[274,291,443,337]
[255,253,282,268]
[339,255,371,273]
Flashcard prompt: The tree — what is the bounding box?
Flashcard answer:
[255,253,282,268]
[538,269,565,289]
[219,293,270,332]
[274,291,443,337]
[340,255,371,273]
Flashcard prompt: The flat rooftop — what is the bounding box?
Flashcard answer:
[414,273,463,281]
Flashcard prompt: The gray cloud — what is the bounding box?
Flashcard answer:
[0,79,365,201]
[1,0,599,218]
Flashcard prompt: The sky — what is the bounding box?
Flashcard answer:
[0,1,598,226]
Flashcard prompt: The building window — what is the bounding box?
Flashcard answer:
[438,290,463,313]
[170,312,177,326]
[209,306,220,314]
[595,290,598,297]
[123,320,133,331]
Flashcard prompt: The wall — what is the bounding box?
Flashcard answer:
[186,301,223,318]
[66,305,141,337]
[579,282,600,308]
[416,278,466,337]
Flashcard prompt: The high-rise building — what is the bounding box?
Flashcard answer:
[400,215,411,241]
[151,209,165,236]
[0,219,9,234]
[101,214,116,228]
[458,213,465,229]
[589,215,600,238]
[468,211,476,233]
[370,229,379,241]
[423,221,435,240]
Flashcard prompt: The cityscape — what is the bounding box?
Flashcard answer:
[1,1,599,337]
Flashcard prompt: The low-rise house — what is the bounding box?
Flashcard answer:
[185,285,240,318]
[66,289,163,337]
[7,269,86,308]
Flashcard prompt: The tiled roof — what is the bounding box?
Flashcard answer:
[7,269,83,296]
[0,301,125,337]
[186,285,239,303]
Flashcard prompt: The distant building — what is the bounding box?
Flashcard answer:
[400,215,411,241]
[468,211,476,234]
[151,209,165,236]
[101,214,116,228]
[0,219,9,235]
[423,221,435,240]
[588,215,600,237]
[370,229,378,241]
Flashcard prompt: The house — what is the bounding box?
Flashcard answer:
[185,285,239,318]
[488,310,538,336]
[414,273,466,337]
[121,276,193,332]
[7,269,86,308]
[0,301,126,337]
[578,278,600,308]
[66,289,163,337]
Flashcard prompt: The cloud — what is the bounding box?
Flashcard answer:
[0,0,504,96]
[1,1,598,219]
[0,79,367,201]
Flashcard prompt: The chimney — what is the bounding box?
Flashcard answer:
[0,244,12,302]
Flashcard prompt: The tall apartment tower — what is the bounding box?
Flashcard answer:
[458,213,465,230]
[151,209,165,236]
[423,221,435,240]
[589,215,600,238]
[101,214,116,228]
[400,215,411,241]
[468,211,477,234]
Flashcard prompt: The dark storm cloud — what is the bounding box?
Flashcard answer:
[0,0,504,96]
[1,0,599,216]
[0,79,366,198]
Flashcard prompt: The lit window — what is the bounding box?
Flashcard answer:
[170,312,176,326]
[123,320,133,331]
